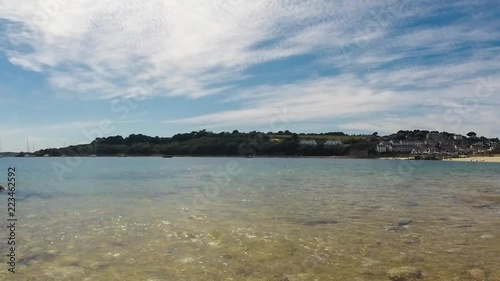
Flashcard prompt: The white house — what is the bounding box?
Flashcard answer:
[453,134,463,140]
[376,144,388,153]
[424,147,438,154]
[390,145,414,153]
[325,140,342,146]
[470,142,485,153]
[300,139,317,146]
[470,142,484,149]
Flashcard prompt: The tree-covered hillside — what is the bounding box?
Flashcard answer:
[34,130,375,157]
[31,129,499,158]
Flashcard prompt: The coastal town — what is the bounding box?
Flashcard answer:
[296,130,500,159]
[2,129,497,161]
[374,131,499,156]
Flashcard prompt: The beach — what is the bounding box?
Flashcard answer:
[380,155,500,163]
[446,156,500,163]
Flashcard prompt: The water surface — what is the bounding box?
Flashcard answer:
[0,157,499,280]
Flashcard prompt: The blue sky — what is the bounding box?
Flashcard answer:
[0,0,499,151]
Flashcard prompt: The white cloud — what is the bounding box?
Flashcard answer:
[168,64,500,136]
[0,0,415,99]
[166,75,413,128]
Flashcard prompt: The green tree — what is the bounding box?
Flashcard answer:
[467,132,477,138]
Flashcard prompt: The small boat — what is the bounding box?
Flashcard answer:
[162,155,173,158]
[43,154,50,157]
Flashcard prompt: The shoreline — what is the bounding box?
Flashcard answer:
[5,154,500,162]
[381,155,500,163]
[7,155,358,159]
[444,156,500,163]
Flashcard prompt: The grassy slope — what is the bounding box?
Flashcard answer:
[270,135,367,141]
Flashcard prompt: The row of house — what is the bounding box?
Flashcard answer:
[376,140,426,153]
[469,142,498,154]
[296,132,498,155]
[376,138,496,155]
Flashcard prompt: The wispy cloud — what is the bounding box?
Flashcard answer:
[166,75,412,128]
[0,0,420,99]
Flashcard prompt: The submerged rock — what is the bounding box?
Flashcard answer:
[303,219,338,226]
[179,257,195,264]
[406,201,419,207]
[18,252,56,265]
[451,224,473,229]
[446,248,462,254]
[388,219,412,232]
[397,219,412,226]
[387,266,422,281]
[388,225,409,232]
[467,268,486,281]
[42,266,86,280]
[282,273,312,281]
[394,254,425,263]
[475,202,500,209]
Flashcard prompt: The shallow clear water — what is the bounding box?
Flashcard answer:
[0,157,499,280]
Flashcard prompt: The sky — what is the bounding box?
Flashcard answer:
[0,0,499,152]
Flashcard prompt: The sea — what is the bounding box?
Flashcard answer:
[0,157,499,280]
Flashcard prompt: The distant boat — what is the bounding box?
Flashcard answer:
[245,153,255,158]
[43,154,50,157]
[162,155,173,158]
[61,155,66,157]
[90,155,97,157]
